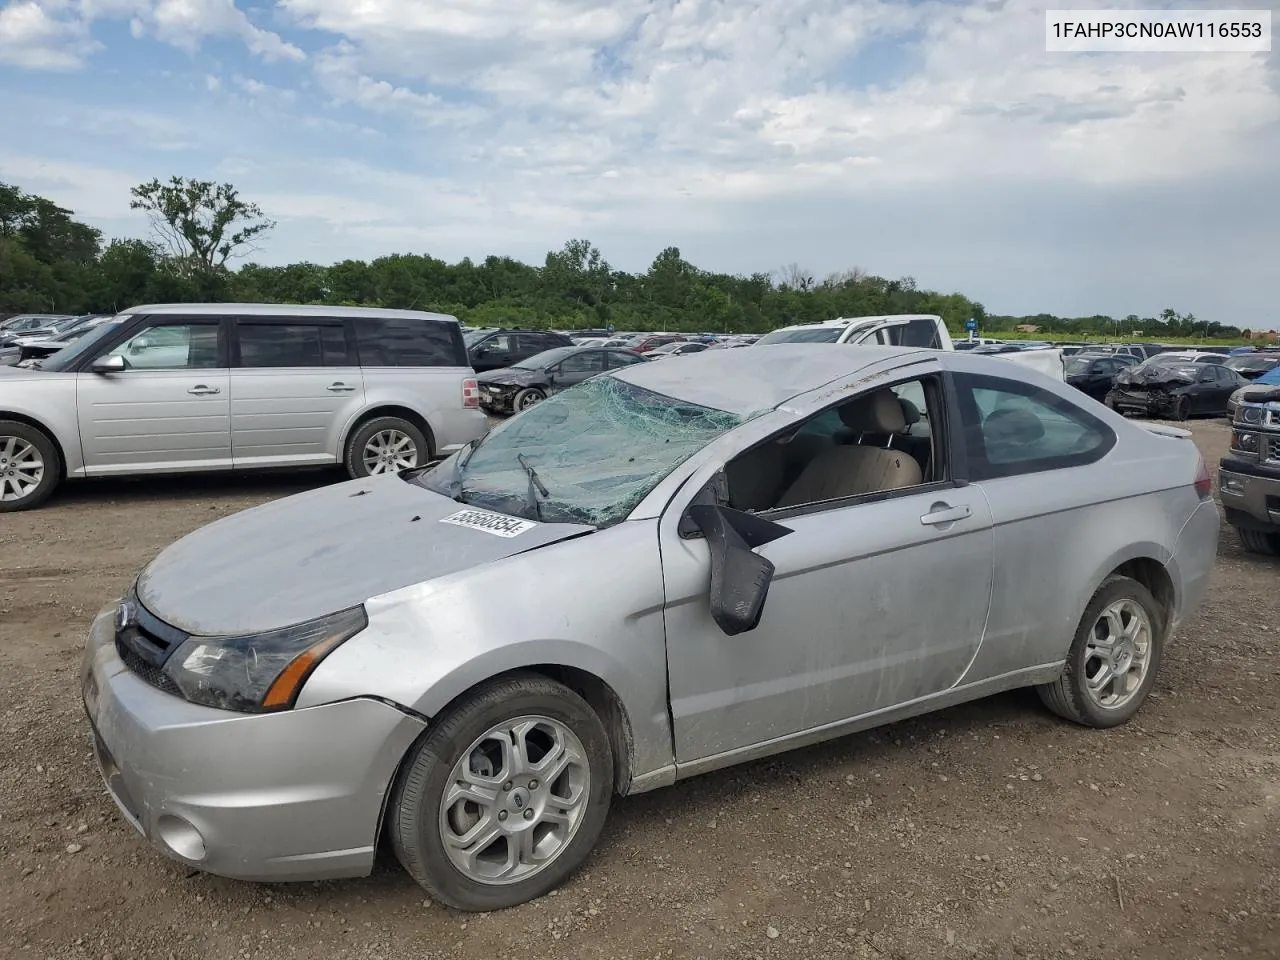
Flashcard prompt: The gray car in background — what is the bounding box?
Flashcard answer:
[0,303,487,511]
[81,345,1218,911]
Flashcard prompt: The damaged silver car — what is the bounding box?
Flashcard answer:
[82,345,1219,911]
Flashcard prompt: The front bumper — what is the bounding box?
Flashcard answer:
[81,606,427,882]
[1219,461,1280,533]
[1108,388,1177,415]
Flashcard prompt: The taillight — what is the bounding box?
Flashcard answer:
[1193,454,1212,500]
[462,378,479,409]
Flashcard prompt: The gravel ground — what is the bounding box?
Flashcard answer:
[1,418,1277,960]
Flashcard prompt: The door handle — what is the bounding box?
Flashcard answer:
[187,385,221,396]
[920,503,971,526]
[327,382,356,393]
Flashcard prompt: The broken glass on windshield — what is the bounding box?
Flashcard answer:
[439,376,743,527]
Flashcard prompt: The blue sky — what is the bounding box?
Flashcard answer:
[1,0,1278,326]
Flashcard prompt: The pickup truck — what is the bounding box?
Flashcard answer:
[1219,374,1280,556]
[754,315,1064,379]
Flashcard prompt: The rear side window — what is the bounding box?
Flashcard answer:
[354,317,464,367]
[236,322,347,368]
[955,373,1115,479]
[607,351,645,368]
[887,319,943,349]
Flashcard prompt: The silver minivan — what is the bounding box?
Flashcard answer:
[0,303,487,511]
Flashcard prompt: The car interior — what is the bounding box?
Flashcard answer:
[724,377,944,513]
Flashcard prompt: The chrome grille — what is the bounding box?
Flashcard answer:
[1267,436,1280,464]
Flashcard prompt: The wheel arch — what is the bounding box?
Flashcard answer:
[341,405,437,461]
[1093,554,1176,633]
[0,410,69,479]
[374,663,639,857]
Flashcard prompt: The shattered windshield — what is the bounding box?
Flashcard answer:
[420,376,743,527]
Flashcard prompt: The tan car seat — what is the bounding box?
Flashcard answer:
[776,390,923,508]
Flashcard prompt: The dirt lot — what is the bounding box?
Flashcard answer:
[1,418,1277,960]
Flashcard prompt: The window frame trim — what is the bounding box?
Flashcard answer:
[229,315,352,369]
[720,368,969,522]
[953,370,1117,481]
[75,314,229,372]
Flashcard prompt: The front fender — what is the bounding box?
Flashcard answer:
[296,521,675,785]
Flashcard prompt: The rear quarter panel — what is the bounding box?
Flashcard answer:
[345,366,487,456]
[961,421,1206,683]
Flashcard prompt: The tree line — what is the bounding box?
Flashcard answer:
[0,177,1249,340]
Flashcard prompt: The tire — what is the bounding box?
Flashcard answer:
[344,416,430,479]
[1236,526,1280,556]
[1037,575,1165,728]
[1171,395,1190,421]
[512,388,546,413]
[389,673,614,911]
[0,420,61,513]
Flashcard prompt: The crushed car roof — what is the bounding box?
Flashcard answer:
[610,344,929,416]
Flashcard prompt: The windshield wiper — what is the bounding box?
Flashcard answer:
[516,453,550,521]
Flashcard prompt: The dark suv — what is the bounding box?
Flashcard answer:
[464,328,574,372]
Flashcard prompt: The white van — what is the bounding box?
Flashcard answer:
[0,304,487,511]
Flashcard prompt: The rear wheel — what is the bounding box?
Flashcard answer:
[1037,575,1164,728]
[345,416,430,479]
[389,673,613,911]
[1236,526,1280,556]
[0,420,60,512]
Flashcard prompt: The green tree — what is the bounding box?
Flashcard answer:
[130,176,275,277]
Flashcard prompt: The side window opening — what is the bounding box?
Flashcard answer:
[956,372,1114,479]
[723,376,945,515]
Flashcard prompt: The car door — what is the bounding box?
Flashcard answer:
[658,367,996,766]
[470,334,517,372]
[945,371,1120,682]
[75,318,231,474]
[228,316,365,467]
[550,350,606,393]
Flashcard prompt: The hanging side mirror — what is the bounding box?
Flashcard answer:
[684,500,792,636]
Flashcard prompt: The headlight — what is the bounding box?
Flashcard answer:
[1231,430,1259,454]
[162,606,368,712]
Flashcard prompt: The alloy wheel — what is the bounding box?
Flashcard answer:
[1083,599,1152,710]
[362,429,418,475]
[0,435,44,502]
[438,715,591,885]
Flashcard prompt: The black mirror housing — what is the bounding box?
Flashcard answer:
[686,504,792,636]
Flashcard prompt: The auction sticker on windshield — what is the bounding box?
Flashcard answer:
[440,509,537,537]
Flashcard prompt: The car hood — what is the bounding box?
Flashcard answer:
[136,474,594,636]
[1115,367,1195,387]
[476,367,542,386]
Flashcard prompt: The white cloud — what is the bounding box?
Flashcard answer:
[0,1,98,69]
[4,0,1280,323]
[0,0,304,67]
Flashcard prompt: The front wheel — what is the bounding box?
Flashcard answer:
[1237,526,1280,556]
[345,417,429,479]
[1037,575,1164,728]
[513,388,546,413]
[1171,395,1190,421]
[0,420,61,512]
[389,673,614,911]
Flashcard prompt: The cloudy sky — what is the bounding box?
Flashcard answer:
[1,0,1277,325]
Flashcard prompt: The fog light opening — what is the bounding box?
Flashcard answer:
[1221,478,1245,496]
[156,815,206,862]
